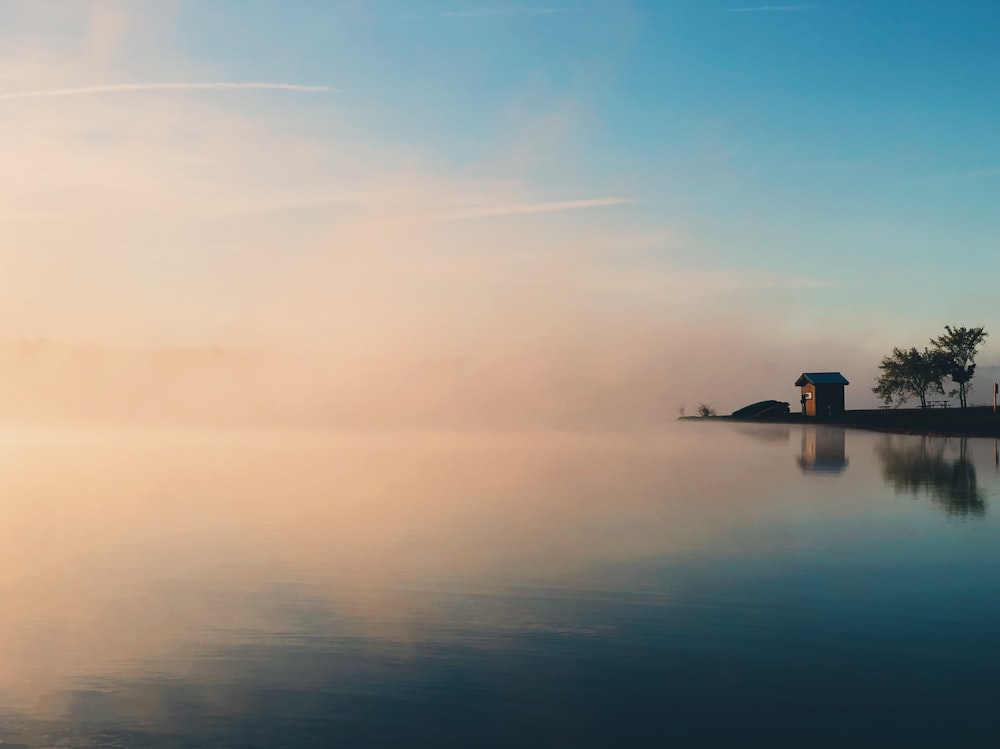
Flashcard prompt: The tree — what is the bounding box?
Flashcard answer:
[696,403,717,418]
[872,347,947,408]
[930,325,988,408]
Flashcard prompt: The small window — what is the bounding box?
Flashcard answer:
[804,392,813,400]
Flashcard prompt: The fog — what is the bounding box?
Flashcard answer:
[0,331,883,430]
[1,171,890,428]
[0,1,983,427]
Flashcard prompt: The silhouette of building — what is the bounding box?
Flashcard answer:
[795,372,849,418]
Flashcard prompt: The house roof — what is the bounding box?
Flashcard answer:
[795,372,849,387]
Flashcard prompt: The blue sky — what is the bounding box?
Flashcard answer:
[1,1,998,407]
[179,0,1000,306]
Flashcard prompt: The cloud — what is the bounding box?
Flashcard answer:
[210,192,629,220]
[443,7,582,18]
[792,160,862,172]
[917,168,1000,184]
[220,191,402,215]
[493,267,837,293]
[0,81,334,103]
[430,197,631,221]
[728,5,820,12]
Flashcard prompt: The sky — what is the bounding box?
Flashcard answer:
[2,0,999,414]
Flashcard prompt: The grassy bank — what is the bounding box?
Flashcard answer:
[687,407,1000,438]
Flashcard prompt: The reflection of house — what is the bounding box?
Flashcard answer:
[795,372,849,418]
[797,427,849,474]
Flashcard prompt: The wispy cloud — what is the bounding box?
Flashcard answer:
[443,7,582,18]
[917,168,1000,184]
[492,268,837,293]
[429,197,630,221]
[728,5,820,12]
[792,160,863,172]
[0,82,334,103]
[228,191,398,214]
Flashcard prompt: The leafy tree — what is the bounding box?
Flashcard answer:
[696,403,717,418]
[872,347,947,408]
[930,325,988,408]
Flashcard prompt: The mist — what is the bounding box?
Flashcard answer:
[0,1,941,428]
[2,165,887,429]
[0,327,884,430]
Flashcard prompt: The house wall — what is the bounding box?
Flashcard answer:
[800,384,816,417]
[813,384,846,418]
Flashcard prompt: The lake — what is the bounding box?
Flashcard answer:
[1,422,999,747]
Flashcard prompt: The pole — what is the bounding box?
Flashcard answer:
[994,382,998,414]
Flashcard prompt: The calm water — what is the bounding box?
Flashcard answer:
[2,423,1000,747]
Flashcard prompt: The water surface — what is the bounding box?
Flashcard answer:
[2,423,999,747]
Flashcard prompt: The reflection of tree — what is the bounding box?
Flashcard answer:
[875,436,985,517]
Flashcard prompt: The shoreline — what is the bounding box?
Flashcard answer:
[682,406,1000,438]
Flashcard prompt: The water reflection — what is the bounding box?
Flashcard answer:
[1,425,999,747]
[0,427,802,717]
[875,435,986,517]
[734,424,791,444]
[797,427,849,474]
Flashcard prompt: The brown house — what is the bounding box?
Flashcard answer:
[795,372,849,418]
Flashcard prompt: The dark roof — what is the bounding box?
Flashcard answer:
[795,372,849,387]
